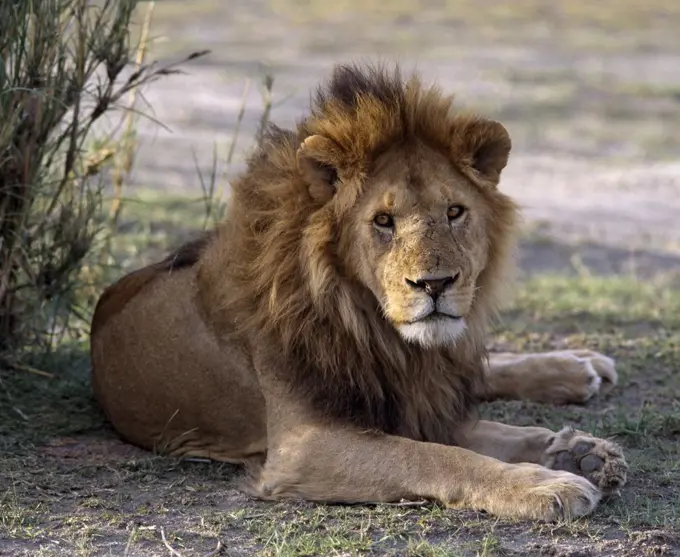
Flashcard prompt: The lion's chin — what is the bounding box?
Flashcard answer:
[396,316,467,349]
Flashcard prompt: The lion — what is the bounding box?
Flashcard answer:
[90,63,627,521]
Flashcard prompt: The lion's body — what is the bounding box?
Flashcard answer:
[91,241,267,462]
[91,64,627,520]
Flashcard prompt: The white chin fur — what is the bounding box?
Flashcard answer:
[397,317,467,348]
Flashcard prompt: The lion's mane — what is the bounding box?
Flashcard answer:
[196,64,519,444]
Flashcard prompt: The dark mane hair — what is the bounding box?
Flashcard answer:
[313,62,406,110]
[196,63,519,443]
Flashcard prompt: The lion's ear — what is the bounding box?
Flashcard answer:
[451,119,511,188]
[296,135,340,203]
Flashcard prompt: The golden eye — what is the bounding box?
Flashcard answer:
[373,213,394,228]
[447,205,466,221]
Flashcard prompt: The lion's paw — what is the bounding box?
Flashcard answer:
[531,350,618,404]
[544,427,628,495]
[564,349,618,396]
[492,463,602,521]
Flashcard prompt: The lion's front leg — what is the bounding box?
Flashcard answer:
[459,420,628,495]
[253,423,603,521]
[483,350,618,404]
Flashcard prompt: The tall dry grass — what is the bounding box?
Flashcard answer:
[0,0,206,359]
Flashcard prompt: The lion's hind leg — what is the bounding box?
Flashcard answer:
[483,350,617,405]
[153,428,267,465]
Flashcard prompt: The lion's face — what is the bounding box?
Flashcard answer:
[340,143,493,348]
[296,87,514,351]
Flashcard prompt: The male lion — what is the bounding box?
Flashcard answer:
[91,63,627,521]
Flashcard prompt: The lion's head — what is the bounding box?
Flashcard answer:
[198,63,520,436]
[292,64,518,350]
[299,133,510,348]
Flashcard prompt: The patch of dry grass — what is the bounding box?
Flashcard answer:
[0,0,207,357]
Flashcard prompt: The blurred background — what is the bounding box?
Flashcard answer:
[130,0,680,264]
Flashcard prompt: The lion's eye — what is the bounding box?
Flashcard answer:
[373,213,394,228]
[447,205,466,221]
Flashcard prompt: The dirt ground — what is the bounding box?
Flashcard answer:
[2,1,680,555]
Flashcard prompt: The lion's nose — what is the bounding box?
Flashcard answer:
[405,273,459,300]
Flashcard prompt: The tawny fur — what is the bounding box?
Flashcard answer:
[91,63,627,521]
